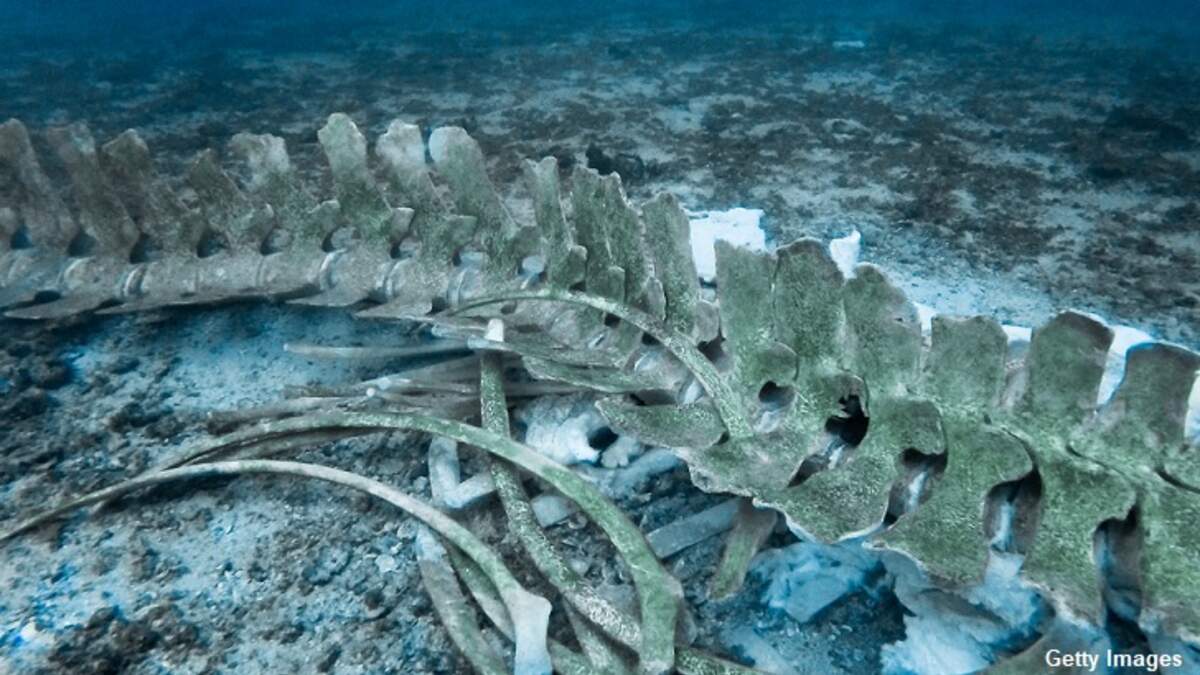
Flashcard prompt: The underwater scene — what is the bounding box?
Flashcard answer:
[1,1,1199,673]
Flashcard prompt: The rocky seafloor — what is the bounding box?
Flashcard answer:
[2,6,1199,675]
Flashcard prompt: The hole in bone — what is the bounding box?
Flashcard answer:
[883,447,947,526]
[260,227,290,255]
[520,254,545,278]
[641,332,660,346]
[984,481,1020,553]
[985,469,1043,555]
[67,231,98,257]
[602,313,620,328]
[196,228,229,258]
[586,426,619,451]
[511,418,529,440]
[1095,505,1144,627]
[757,381,795,411]
[11,225,33,250]
[428,295,448,314]
[790,454,825,487]
[1104,607,1155,661]
[825,395,869,446]
[755,381,796,433]
[31,290,62,304]
[500,302,518,315]
[698,336,726,366]
[128,234,154,263]
[790,394,871,486]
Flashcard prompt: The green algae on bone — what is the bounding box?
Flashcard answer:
[565,604,635,675]
[451,533,769,675]
[416,525,511,675]
[446,546,599,675]
[449,288,753,438]
[709,499,778,600]
[4,111,1200,665]
[482,352,765,673]
[479,351,649,652]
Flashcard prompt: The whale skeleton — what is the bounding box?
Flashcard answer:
[2,113,1199,673]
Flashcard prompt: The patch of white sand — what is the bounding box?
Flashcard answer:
[687,207,768,282]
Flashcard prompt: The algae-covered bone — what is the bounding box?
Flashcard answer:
[2,112,1199,673]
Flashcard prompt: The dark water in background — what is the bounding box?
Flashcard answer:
[4,1,1200,55]
[4,0,1199,126]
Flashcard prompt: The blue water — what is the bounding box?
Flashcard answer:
[4,1,1200,52]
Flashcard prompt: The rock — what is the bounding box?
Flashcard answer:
[751,539,882,624]
[5,341,33,358]
[145,412,186,439]
[375,554,398,574]
[585,143,647,182]
[823,118,871,138]
[540,144,576,172]
[411,587,433,614]
[362,588,393,620]
[277,622,305,644]
[600,435,643,468]
[720,624,799,674]
[1103,105,1190,147]
[111,354,141,374]
[647,498,739,559]
[28,358,71,389]
[108,401,167,431]
[7,388,50,420]
[141,601,199,653]
[317,645,342,672]
[514,393,611,466]
[303,546,351,586]
[4,366,32,392]
[531,494,577,527]
[879,551,1047,675]
[1087,156,1130,182]
[48,605,163,674]
[248,561,270,582]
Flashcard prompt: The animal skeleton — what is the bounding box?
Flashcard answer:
[2,113,1197,674]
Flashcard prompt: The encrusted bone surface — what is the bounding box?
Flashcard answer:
[3,113,1199,665]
